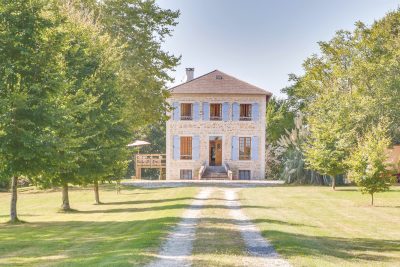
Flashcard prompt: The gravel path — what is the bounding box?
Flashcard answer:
[146,188,213,267]
[224,189,292,267]
[147,187,290,267]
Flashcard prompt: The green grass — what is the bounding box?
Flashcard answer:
[192,189,247,267]
[0,184,198,266]
[240,185,400,267]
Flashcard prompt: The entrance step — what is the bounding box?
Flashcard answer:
[201,166,229,180]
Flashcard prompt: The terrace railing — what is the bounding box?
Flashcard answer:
[135,154,166,168]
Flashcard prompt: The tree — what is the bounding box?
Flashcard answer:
[274,113,327,184]
[46,3,129,209]
[303,91,367,190]
[285,11,400,145]
[347,122,395,205]
[77,0,180,130]
[64,5,130,205]
[266,97,295,144]
[0,0,67,222]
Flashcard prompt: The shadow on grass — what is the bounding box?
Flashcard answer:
[0,214,40,218]
[100,197,194,205]
[195,217,316,228]
[101,197,245,206]
[262,230,400,262]
[0,217,182,266]
[75,204,269,214]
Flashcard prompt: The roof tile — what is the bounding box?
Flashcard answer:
[170,70,272,96]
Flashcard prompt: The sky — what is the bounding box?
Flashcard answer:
[157,0,399,98]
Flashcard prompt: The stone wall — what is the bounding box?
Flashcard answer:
[166,94,266,180]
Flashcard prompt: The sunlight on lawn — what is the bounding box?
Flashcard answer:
[0,184,199,266]
[240,186,400,267]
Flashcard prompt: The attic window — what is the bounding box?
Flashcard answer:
[216,75,223,80]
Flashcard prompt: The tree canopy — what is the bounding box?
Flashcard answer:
[0,0,180,220]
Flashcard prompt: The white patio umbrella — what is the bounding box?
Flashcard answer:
[127,140,151,154]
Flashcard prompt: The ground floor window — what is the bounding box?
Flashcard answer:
[239,170,251,180]
[180,136,192,160]
[239,137,251,160]
[180,169,193,179]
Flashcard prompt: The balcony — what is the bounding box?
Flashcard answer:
[239,116,252,121]
[135,154,166,179]
[210,116,222,121]
[180,115,193,120]
[136,154,166,168]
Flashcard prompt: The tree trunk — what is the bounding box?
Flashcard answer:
[61,183,71,211]
[371,193,374,206]
[10,176,19,223]
[94,180,100,204]
[331,176,336,190]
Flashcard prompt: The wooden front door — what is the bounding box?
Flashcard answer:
[209,138,222,166]
[215,139,222,166]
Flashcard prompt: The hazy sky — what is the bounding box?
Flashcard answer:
[157,0,399,98]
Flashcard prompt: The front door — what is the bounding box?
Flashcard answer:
[209,137,222,166]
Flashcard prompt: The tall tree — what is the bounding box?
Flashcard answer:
[287,11,400,190]
[303,91,368,190]
[44,3,129,209]
[78,0,180,130]
[0,0,66,222]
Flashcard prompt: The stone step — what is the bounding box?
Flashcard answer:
[201,166,229,180]
[202,174,228,179]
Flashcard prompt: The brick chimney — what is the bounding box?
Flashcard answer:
[186,68,194,82]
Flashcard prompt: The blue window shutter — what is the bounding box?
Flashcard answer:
[232,102,239,121]
[173,102,180,121]
[193,102,200,121]
[203,102,210,120]
[222,102,229,121]
[252,103,259,121]
[231,136,238,160]
[173,135,180,160]
[251,136,259,160]
[193,135,200,160]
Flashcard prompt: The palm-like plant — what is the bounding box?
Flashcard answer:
[278,114,330,184]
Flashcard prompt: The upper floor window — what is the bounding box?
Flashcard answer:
[181,103,192,120]
[240,104,252,121]
[239,137,251,160]
[210,103,222,121]
[180,136,192,160]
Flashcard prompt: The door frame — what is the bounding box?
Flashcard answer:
[208,135,223,166]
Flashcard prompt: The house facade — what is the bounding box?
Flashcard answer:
[166,69,271,180]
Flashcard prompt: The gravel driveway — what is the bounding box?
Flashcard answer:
[146,186,291,267]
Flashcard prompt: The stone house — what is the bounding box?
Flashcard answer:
[165,68,271,180]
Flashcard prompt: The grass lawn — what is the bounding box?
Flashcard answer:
[240,185,400,267]
[0,184,199,266]
[192,189,247,267]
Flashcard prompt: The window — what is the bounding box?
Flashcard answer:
[240,104,252,121]
[239,170,251,180]
[180,169,193,179]
[180,136,192,160]
[239,137,251,160]
[210,103,222,120]
[181,103,193,120]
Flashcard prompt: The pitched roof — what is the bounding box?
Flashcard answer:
[170,70,272,96]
